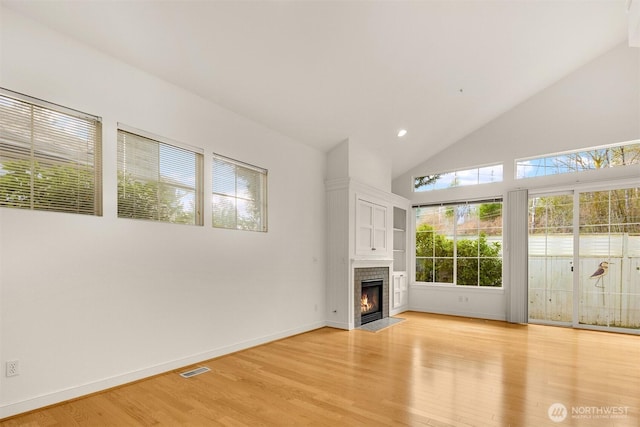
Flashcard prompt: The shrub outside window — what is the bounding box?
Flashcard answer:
[415,201,503,287]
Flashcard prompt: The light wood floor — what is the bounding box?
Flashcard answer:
[2,312,639,426]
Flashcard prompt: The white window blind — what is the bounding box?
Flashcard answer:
[117,127,203,225]
[0,88,102,215]
[212,153,267,232]
[505,189,528,323]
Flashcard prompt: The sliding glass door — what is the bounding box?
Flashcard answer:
[528,194,574,324]
[529,187,640,333]
[577,188,640,330]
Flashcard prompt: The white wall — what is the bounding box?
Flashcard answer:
[0,8,327,417]
[347,140,392,193]
[394,43,640,201]
[326,139,350,181]
[394,43,640,322]
[326,138,392,193]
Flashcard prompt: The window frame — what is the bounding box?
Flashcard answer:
[414,163,503,193]
[211,152,268,232]
[0,87,103,216]
[515,139,640,180]
[116,124,204,226]
[414,199,503,288]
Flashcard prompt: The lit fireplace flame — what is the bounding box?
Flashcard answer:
[361,294,375,313]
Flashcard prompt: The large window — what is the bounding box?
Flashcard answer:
[414,164,502,192]
[212,153,267,232]
[415,201,503,287]
[0,89,102,215]
[117,127,203,225]
[516,140,640,179]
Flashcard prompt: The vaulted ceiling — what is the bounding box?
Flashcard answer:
[3,1,630,178]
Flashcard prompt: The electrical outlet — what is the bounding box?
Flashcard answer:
[6,360,19,377]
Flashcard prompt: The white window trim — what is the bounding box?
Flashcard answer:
[413,198,504,288]
[515,139,640,180]
[413,162,503,193]
[116,124,204,225]
[117,123,203,155]
[212,152,268,232]
[0,87,103,216]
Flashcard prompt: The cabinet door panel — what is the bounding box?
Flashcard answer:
[373,204,387,252]
[392,273,408,308]
[392,273,409,308]
[356,198,389,255]
[392,274,401,308]
[359,202,373,226]
[357,201,374,251]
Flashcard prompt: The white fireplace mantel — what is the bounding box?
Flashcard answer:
[351,258,393,269]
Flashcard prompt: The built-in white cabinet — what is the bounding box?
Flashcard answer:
[356,198,388,256]
[326,178,409,329]
[392,206,407,272]
[392,272,408,309]
[391,206,409,312]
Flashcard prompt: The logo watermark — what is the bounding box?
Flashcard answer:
[548,403,630,423]
[548,403,568,423]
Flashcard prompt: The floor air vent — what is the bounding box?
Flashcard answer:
[179,366,211,378]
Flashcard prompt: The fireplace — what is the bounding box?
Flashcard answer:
[360,279,383,325]
[353,266,389,328]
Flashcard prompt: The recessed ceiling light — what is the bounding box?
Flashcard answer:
[397,129,407,138]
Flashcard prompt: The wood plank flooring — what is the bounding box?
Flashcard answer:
[2,312,639,426]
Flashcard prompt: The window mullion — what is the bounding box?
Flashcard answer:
[453,208,458,286]
[477,209,481,287]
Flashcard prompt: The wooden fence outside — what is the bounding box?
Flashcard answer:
[528,234,640,329]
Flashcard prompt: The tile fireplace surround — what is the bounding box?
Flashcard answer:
[353,266,390,327]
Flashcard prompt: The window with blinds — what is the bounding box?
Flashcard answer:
[117,126,203,225]
[212,154,267,232]
[0,88,102,215]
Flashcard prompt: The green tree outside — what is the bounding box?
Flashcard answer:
[0,159,96,213]
[117,171,194,224]
[0,160,193,222]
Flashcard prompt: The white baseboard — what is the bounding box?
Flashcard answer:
[390,306,409,317]
[0,320,327,419]
[408,307,506,322]
[325,320,350,330]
